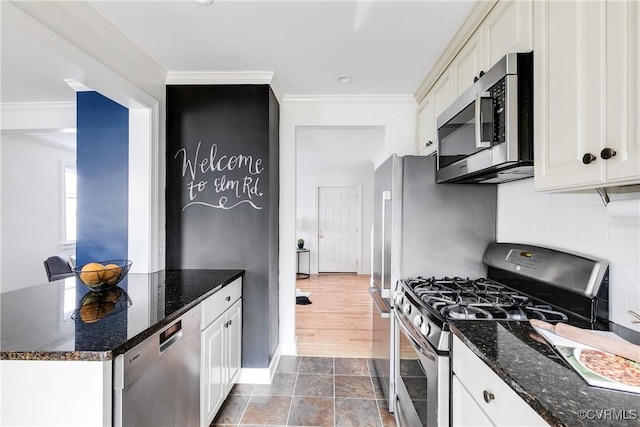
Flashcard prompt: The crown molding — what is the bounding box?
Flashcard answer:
[5,1,164,109]
[1,102,76,131]
[282,94,417,105]
[166,71,284,102]
[414,0,498,103]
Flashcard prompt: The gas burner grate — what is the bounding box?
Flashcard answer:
[403,276,571,322]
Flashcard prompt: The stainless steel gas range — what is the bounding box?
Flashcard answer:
[392,242,610,427]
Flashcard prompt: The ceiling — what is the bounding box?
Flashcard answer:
[1,0,475,163]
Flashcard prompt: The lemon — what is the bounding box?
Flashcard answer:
[79,262,105,286]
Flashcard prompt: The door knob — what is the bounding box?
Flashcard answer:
[582,153,597,164]
[600,148,617,159]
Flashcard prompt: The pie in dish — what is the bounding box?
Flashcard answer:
[579,349,640,387]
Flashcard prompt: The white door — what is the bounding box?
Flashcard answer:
[317,187,358,272]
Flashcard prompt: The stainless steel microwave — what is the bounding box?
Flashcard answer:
[436,52,533,184]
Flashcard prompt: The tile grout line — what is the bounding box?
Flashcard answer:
[368,358,384,427]
[333,357,338,427]
[284,357,301,427]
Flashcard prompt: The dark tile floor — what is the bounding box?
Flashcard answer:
[211,356,397,427]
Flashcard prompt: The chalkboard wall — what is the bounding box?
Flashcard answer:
[166,85,279,369]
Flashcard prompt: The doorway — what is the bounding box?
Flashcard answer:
[317,185,360,273]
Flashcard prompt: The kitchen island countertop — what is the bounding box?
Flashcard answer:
[450,321,640,427]
[1,269,244,362]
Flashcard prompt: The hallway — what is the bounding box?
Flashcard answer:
[295,273,373,357]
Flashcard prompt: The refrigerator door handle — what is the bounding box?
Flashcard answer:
[381,190,392,298]
[369,287,391,318]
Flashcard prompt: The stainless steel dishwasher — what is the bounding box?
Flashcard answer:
[113,306,201,427]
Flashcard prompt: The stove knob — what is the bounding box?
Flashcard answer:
[402,303,412,315]
[413,315,423,327]
[420,322,431,337]
[396,295,404,306]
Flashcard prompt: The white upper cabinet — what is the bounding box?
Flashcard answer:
[416,0,533,157]
[481,0,532,70]
[417,92,436,156]
[534,0,640,191]
[451,32,483,97]
[416,71,453,156]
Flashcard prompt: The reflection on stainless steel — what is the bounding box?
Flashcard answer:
[374,154,497,420]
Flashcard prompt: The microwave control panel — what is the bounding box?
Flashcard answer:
[491,79,507,143]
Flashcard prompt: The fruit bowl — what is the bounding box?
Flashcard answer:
[73,260,132,292]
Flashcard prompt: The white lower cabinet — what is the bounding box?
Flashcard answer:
[201,278,242,426]
[452,335,548,427]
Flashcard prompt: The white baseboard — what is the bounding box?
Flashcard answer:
[236,345,282,384]
[279,337,298,356]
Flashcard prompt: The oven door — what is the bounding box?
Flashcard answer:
[394,312,449,427]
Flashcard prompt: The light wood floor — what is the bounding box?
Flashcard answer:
[295,273,373,358]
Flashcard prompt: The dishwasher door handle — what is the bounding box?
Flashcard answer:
[159,319,184,354]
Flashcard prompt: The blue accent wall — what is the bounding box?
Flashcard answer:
[76,91,129,267]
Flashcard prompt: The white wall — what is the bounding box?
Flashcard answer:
[1,134,75,291]
[3,2,166,278]
[279,95,418,355]
[497,178,640,332]
[296,168,374,275]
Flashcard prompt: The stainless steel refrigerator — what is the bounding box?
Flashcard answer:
[370,154,497,412]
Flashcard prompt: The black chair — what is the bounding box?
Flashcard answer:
[44,254,75,282]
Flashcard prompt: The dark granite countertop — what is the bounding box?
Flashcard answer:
[450,321,640,427]
[1,269,243,362]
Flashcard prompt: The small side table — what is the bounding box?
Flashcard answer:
[296,248,310,279]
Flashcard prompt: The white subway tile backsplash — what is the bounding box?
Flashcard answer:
[497,180,640,331]
[538,207,563,223]
[562,206,591,224]
[575,223,608,243]
[609,224,640,245]
[550,223,576,240]
[550,192,576,207]
[591,243,629,265]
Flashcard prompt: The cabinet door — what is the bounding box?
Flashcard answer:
[225,299,242,391]
[533,0,607,191]
[202,316,225,426]
[452,375,493,427]
[452,32,483,97]
[433,71,454,123]
[602,0,640,185]
[417,93,436,156]
[482,0,532,69]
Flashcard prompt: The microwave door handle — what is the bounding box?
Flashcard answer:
[475,91,492,149]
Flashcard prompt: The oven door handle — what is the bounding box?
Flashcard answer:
[396,313,436,362]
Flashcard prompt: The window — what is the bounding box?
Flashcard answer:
[64,166,77,243]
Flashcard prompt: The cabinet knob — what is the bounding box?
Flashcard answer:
[226,296,231,301]
[224,321,230,328]
[600,148,617,160]
[582,153,597,164]
[228,320,232,326]
[426,140,433,147]
[483,390,495,404]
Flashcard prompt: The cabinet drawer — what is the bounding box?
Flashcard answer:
[201,277,242,329]
[452,335,548,426]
